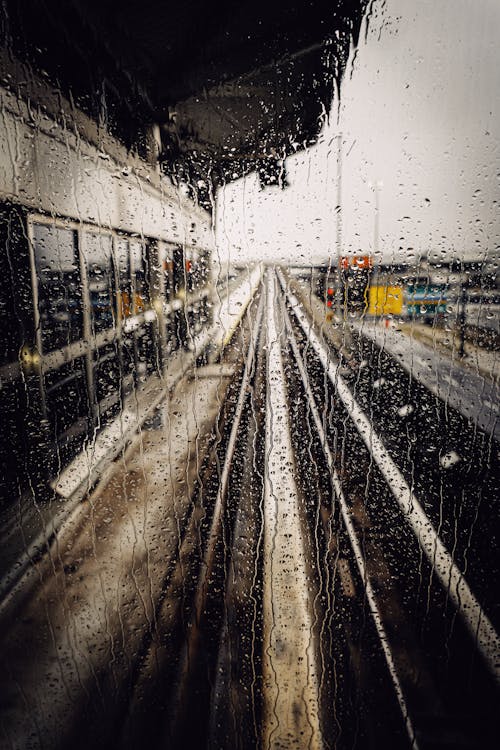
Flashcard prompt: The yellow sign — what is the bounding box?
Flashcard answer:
[368,285,403,316]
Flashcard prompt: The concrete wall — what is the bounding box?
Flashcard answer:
[0,85,214,250]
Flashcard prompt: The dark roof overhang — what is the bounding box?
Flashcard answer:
[2,0,369,206]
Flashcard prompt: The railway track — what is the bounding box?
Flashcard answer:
[1,267,498,749]
[276,268,500,748]
[157,267,499,748]
[0,284,264,750]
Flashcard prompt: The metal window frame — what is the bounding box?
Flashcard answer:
[4,212,212,386]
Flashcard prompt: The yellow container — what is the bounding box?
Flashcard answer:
[368,285,403,316]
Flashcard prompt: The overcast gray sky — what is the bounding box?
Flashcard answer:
[214,0,500,266]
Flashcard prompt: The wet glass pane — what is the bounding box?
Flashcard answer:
[163,246,173,301]
[44,355,89,462]
[94,342,121,419]
[0,1,499,749]
[33,222,82,352]
[85,232,115,333]
[130,239,149,312]
[116,237,132,318]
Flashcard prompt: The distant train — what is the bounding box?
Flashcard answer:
[367,280,448,321]
[319,257,449,322]
[0,80,214,505]
[404,281,448,322]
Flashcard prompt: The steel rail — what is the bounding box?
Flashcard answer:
[277,267,500,684]
[193,289,264,616]
[167,286,265,732]
[280,286,419,749]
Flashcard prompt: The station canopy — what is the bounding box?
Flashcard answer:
[3,0,367,205]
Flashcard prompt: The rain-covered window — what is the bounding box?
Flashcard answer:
[33,222,82,352]
[85,232,115,334]
[0,1,498,749]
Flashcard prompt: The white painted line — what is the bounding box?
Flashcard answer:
[278,269,500,684]
[262,271,323,750]
[282,296,419,749]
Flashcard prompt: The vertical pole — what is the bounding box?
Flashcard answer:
[336,132,343,259]
[374,180,381,259]
[458,282,466,358]
[78,229,97,426]
[335,132,343,315]
[145,123,162,174]
[149,240,166,374]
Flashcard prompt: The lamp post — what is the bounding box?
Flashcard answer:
[457,280,468,358]
[335,132,343,315]
[367,179,383,259]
